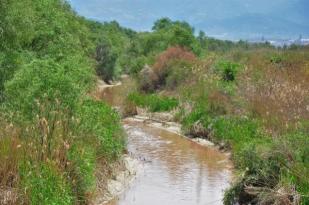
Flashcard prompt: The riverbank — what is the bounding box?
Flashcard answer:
[93,155,141,205]
[93,81,141,205]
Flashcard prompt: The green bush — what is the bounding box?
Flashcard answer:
[128,92,179,112]
[270,55,283,64]
[76,98,125,160]
[215,61,241,82]
[181,106,211,136]
[0,0,129,203]
[4,59,92,122]
[20,162,73,205]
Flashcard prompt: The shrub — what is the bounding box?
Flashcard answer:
[165,60,193,89]
[215,61,241,82]
[181,106,211,137]
[152,46,196,87]
[4,59,90,122]
[138,65,158,92]
[224,143,281,205]
[270,55,283,64]
[274,132,309,204]
[76,98,125,160]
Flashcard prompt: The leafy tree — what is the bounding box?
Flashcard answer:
[95,40,118,82]
[152,18,173,31]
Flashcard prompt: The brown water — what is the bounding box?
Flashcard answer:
[100,79,233,205]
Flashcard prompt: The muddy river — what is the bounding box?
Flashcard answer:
[101,78,233,205]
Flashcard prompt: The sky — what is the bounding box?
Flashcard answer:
[68,0,309,40]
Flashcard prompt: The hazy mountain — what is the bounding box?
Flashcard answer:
[194,13,309,40]
[69,0,309,40]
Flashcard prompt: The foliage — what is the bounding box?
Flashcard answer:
[95,40,118,82]
[153,46,196,82]
[1,0,309,204]
[4,59,90,121]
[138,46,196,91]
[76,99,125,160]
[0,1,126,204]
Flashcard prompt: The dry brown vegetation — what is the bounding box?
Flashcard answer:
[139,46,196,92]
[238,49,309,133]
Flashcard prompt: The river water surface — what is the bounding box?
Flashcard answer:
[101,79,233,205]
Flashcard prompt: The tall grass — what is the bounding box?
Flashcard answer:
[136,46,309,204]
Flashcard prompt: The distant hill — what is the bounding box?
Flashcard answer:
[194,13,309,40]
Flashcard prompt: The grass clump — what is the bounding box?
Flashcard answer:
[20,162,73,205]
[128,92,179,112]
[67,144,96,203]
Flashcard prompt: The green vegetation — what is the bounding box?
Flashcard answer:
[215,61,241,82]
[20,163,73,205]
[133,34,309,204]
[1,0,308,204]
[128,92,179,112]
[0,0,125,204]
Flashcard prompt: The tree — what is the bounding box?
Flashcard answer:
[152,18,173,31]
[95,40,117,82]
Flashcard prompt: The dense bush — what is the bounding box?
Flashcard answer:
[4,59,92,121]
[138,46,196,91]
[76,99,125,160]
[153,46,196,82]
[0,1,125,204]
[1,0,308,204]
[95,40,118,82]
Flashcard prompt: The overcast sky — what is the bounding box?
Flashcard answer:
[69,0,309,40]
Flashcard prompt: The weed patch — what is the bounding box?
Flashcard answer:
[128,92,179,112]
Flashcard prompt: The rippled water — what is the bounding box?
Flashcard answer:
[107,120,232,205]
[101,79,232,205]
